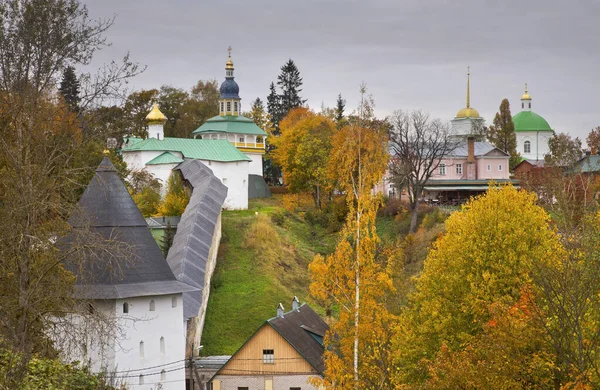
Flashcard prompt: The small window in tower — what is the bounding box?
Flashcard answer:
[263,349,274,364]
[239,136,244,143]
[161,370,166,381]
[139,374,144,385]
[123,302,129,314]
[220,102,224,113]
[522,102,524,109]
[227,101,231,112]
[234,102,238,112]
[456,164,462,175]
[149,300,155,312]
[139,341,144,359]
[529,102,531,109]
[160,336,165,354]
[524,141,531,154]
[439,163,446,176]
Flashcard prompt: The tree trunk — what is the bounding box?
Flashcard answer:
[409,203,419,233]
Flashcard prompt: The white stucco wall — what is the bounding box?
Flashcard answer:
[246,153,264,176]
[516,131,553,161]
[199,159,249,210]
[111,294,186,390]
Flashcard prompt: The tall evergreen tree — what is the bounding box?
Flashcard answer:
[335,93,346,124]
[59,65,81,113]
[247,97,269,131]
[266,81,281,135]
[277,59,306,114]
[487,99,519,169]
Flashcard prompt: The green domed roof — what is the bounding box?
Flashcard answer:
[512,111,553,132]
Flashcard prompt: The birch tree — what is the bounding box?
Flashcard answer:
[309,84,393,389]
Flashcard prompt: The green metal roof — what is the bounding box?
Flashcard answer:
[192,115,267,136]
[121,138,251,162]
[512,111,553,132]
[574,155,600,173]
[146,151,184,165]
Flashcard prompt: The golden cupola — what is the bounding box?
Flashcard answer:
[146,102,167,125]
[456,68,480,118]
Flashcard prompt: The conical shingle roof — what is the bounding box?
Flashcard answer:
[65,157,197,299]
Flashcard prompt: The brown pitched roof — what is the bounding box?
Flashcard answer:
[267,303,329,374]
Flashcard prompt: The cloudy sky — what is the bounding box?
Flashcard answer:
[84,0,598,140]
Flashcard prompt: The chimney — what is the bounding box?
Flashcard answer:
[467,136,475,163]
[292,296,299,311]
[276,303,284,318]
[466,136,477,180]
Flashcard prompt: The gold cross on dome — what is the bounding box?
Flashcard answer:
[228,46,232,57]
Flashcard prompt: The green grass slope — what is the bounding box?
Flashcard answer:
[200,196,337,356]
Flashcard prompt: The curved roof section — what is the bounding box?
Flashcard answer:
[121,138,251,162]
[192,115,267,136]
[146,103,167,124]
[146,151,184,165]
[219,79,240,99]
[456,107,480,118]
[513,111,553,132]
[166,160,228,320]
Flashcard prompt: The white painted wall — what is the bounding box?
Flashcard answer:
[111,294,186,390]
[246,153,264,176]
[516,131,552,161]
[199,159,249,210]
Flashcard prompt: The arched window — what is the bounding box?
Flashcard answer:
[172,296,177,308]
[160,370,166,381]
[160,336,165,354]
[139,341,144,359]
[123,302,129,314]
[227,101,231,112]
[149,300,155,311]
[524,141,531,154]
[139,374,144,385]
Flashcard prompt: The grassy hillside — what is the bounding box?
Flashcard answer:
[200,196,337,356]
[200,195,447,356]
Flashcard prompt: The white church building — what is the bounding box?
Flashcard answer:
[121,51,268,210]
[512,84,554,161]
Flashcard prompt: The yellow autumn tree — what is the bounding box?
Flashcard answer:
[271,107,335,209]
[155,171,191,216]
[309,84,393,389]
[392,185,564,386]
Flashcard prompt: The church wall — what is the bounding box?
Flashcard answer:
[198,159,249,210]
[247,153,264,176]
[146,163,180,196]
[516,131,552,161]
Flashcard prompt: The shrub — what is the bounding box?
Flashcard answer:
[382,198,407,217]
[270,209,288,226]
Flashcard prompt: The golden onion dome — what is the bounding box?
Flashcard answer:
[226,56,234,70]
[456,107,480,118]
[146,102,167,124]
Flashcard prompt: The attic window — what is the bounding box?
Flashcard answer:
[263,349,274,364]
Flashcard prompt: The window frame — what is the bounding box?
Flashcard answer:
[487,164,491,172]
[263,349,275,364]
[498,164,503,171]
[456,163,462,175]
[524,140,531,154]
[439,163,446,176]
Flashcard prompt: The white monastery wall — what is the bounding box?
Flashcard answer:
[199,160,249,210]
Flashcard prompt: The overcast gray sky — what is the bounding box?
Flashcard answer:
[84,0,598,141]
